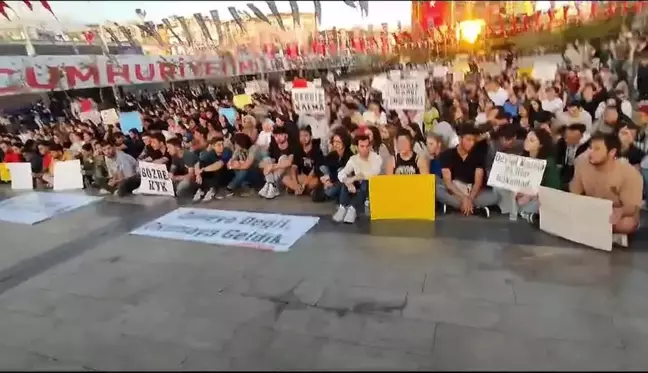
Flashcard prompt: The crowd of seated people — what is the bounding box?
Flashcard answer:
[0,57,646,245]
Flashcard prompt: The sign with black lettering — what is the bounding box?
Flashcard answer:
[487,152,547,194]
[138,161,174,196]
[386,78,425,111]
[131,208,320,252]
[291,87,326,115]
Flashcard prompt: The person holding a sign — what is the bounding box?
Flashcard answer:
[570,133,644,245]
[385,130,429,175]
[166,138,198,198]
[437,125,499,217]
[516,129,561,224]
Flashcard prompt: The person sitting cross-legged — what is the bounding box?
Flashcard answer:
[166,137,198,198]
[333,134,382,224]
[98,140,139,196]
[436,125,499,217]
[570,132,644,247]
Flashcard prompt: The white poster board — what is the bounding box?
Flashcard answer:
[138,161,175,196]
[7,162,33,190]
[433,65,448,78]
[539,187,613,251]
[53,160,84,191]
[313,78,322,87]
[78,110,101,125]
[291,87,326,115]
[371,76,389,92]
[532,62,558,82]
[245,80,269,94]
[348,81,361,91]
[487,152,547,194]
[0,192,101,225]
[131,207,320,252]
[100,108,119,125]
[389,70,401,80]
[385,78,426,111]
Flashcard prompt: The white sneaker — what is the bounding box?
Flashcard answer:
[266,184,280,199]
[98,188,112,195]
[192,190,204,202]
[132,188,141,195]
[202,188,216,202]
[332,205,347,223]
[613,233,628,247]
[343,206,357,224]
[258,182,270,198]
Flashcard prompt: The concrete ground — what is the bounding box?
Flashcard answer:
[0,188,648,371]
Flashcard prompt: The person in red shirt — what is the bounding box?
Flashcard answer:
[0,141,23,163]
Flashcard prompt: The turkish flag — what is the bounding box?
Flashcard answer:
[293,78,308,89]
[423,1,449,28]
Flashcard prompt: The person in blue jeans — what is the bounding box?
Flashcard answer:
[226,132,263,197]
[333,134,383,224]
[318,132,353,203]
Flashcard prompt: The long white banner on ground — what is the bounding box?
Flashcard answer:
[0,54,361,96]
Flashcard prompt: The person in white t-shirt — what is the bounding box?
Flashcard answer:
[362,101,387,126]
[486,81,509,106]
[541,87,564,114]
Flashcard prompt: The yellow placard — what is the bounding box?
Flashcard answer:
[369,174,436,221]
[233,94,252,109]
[518,66,533,77]
[0,163,11,182]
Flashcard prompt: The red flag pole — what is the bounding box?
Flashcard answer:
[0,1,12,20]
[39,0,57,20]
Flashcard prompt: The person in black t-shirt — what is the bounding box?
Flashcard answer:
[259,126,301,199]
[436,125,499,217]
[296,126,324,196]
[167,138,198,198]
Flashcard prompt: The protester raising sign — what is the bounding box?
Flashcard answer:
[487,152,547,194]
[138,161,175,196]
[386,79,425,111]
[292,87,326,115]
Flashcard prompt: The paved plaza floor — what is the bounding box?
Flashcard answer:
[0,188,647,370]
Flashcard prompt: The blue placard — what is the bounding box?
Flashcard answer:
[119,111,143,133]
[218,107,236,126]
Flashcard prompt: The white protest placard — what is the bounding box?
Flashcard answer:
[79,110,101,125]
[532,62,558,82]
[245,80,269,94]
[371,76,389,92]
[53,160,84,191]
[291,87,326,115]
[433,65,448,78]
[7,162,33,190]
[138,161,174,196]
[100,108,119,125]
[539,187,613,251]
[313,78,322,87]
[0,192,101,225]
[131,207,320,252]
[385,78,426,111]
[389,70,401,80]
[487,152,547,194]
[348,81,361,91]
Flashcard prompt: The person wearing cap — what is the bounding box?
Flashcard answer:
[437,124,499,217]
[556,101,593,132]
[556,123,591,190]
